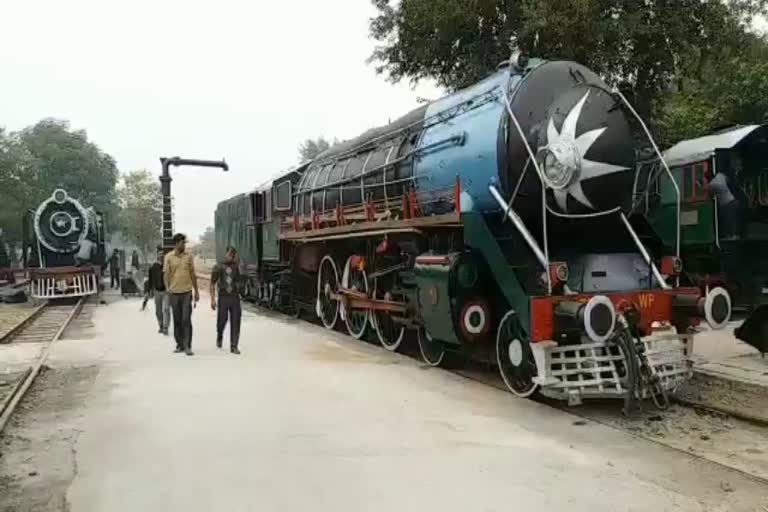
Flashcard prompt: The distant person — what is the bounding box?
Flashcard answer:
[109,249,120,289]
[148,250,170,334]
[164,233,199,356]
[709,171,747,240]
[210,246,242,354]
[131,250,140,272]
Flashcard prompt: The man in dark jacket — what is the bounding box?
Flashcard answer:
[109,249,120,289]
[210,246,242,354]
[148,249,170,334]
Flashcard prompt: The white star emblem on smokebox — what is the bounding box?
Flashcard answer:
[544,91,628,211]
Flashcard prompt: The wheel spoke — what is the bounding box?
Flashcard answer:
[372,276,405,351]
[343,256,369,339]
[418,328,445,366]
[317,256,339,329]
[496,311,539,398]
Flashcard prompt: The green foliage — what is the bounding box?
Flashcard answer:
[298,136,337,162]
[655,33,768,145]
[118,169,162,260]
[18,119,120,219]
[0,119,120,249]
[0,129,36,246]
[197,226,216,260]
[369,0,768,131]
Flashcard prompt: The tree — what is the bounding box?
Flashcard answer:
[0,129,36,248]
[298,136,336,162]
[197,226,216,260]
[18,119,121,220]
[654,30,768,145]
[368,0,768,121]
[1,119,121,251]
[118,169,162,260]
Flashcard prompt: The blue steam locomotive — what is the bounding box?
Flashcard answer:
[217,48,730,409]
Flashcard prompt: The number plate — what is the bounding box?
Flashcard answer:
[762,287,768,294]
[680,210,699,226]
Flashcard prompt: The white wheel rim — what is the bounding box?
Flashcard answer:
[343,255,369,339]
[508,339,523,366]
[418,329,444,366]
[496,310,539,398]
[316,255,339,329]
[372,277,405,350]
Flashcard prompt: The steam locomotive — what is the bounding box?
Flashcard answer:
[23,188,105,299]
[640,124,768,355]
[217,50,731,407]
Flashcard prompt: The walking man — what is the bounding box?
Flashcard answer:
[164,233,199,356]
[210,246,242,354]
[148,249,170,334]
[109,249,120,289]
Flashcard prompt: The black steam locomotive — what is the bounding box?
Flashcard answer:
[23,188,105,299]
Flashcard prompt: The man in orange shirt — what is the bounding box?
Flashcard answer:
[164,233,199,356]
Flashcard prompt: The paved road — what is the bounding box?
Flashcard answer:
[19,292,767,511]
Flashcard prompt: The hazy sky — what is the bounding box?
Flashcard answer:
[4,3,765,242]
[0,0,440,241]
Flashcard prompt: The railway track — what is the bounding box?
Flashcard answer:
[0,297,85,434]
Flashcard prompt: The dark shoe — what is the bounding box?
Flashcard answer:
[162,329,169,336]
[158,328,163,333]
[231,347,240,355]
[174,347,184,353]
[185,349,194,356]
[216,338,222,349]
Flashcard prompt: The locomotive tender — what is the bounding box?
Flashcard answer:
[23,188,105,299]
[218,50,732,406]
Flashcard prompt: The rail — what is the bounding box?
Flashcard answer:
[0,297,85,433]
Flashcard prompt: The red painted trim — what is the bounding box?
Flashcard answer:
[454,176,462,215]
[660,256,680,276]
[365,196,375,222]
[529,287,703,342]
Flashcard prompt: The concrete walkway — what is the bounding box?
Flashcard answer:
[52,293,767,511]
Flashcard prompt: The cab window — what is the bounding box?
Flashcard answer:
[663,161,710,204]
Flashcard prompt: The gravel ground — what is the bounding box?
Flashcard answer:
[0,365,100,512]
[0,304,38,340]
[0,298,101,512]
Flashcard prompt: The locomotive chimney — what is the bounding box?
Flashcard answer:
[159,156,229,251]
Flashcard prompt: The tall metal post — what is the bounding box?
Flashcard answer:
[159,157,229,251]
